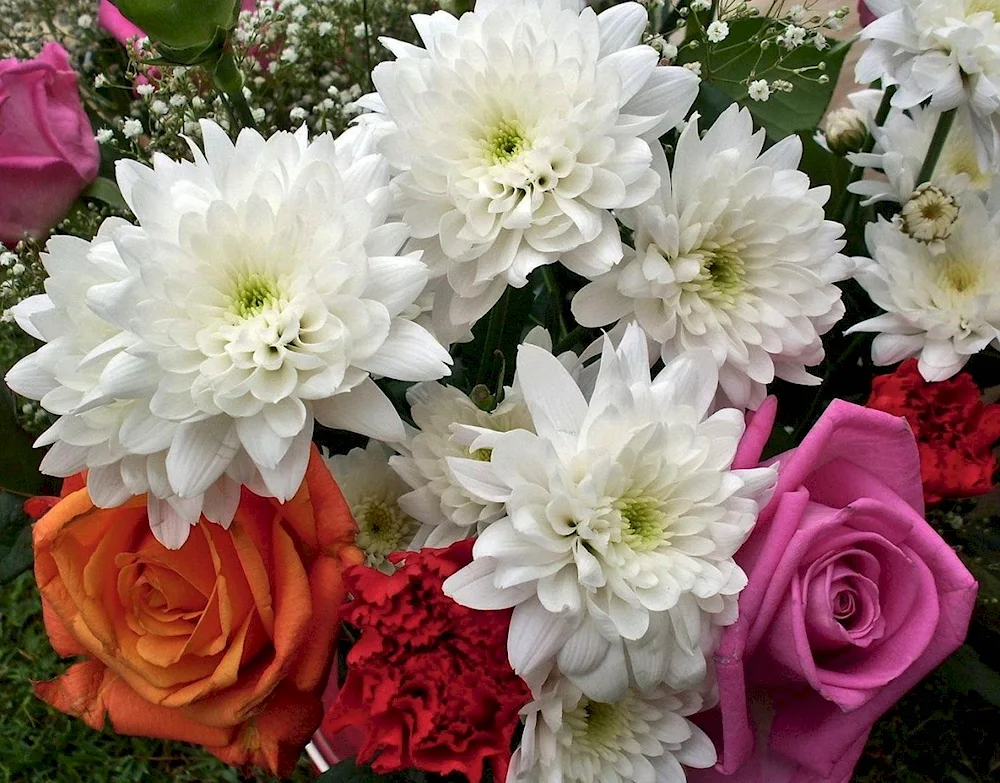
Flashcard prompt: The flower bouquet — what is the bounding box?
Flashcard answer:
[1,0,998,781]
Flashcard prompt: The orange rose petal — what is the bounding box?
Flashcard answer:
[291,555,345,692]
[182,576,229,659]
[270,523,313,656]
[206,521,255,619]
[132,523,216,597]
[59,472,87,498]
[140,562,209,613]
[230,506,276,638]
[100,673,235,748]
[303,446,362,554]
[34,658,112,731]
[207,684,324,778]
[104,634,221,700]
[39,593,87,658]
[163,611,255,709]
[135,633,195,669]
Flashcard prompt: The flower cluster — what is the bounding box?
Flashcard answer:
[323,539,532,782]
[0,0,992,781]
[867,359,1000,503]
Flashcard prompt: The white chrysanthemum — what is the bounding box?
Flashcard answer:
[849,104,1000,205]
[571,106,853,410]
[856,0,1000,164]
[848,198,1000,380]
[357,0,699,342]
[5,120,451,548]
[390,382,535,549]
[391,327,583,549]
[442,325,776,702]
[326,441,417,571]
[508,679,716,783]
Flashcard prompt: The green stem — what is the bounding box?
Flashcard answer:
[833,85,896,226]
[539,265,568,340]
[915,108,957,187]
[475,288,511,388]
[792,333,869,441]
[554,326,591,356]
[213,52,257,131]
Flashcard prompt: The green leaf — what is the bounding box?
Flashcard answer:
[936,645,1000,709]
[83,177,129,212]
[0,492,33,584]
[316,759,380,782]
[691,82,736,130]
[796,132,852,196]
[699,20,853,139]
[0,381,47,497]
[316,759,427,782]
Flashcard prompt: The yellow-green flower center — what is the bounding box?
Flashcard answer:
[616,495,670,552]
[704,247,746,297]
[966,0,1000,19]
[486,119,529,164]
[354,497,418,559]
[679,244,747,307]
[564,696,634,756]
[938,256,981,294]
[232,273,282,319]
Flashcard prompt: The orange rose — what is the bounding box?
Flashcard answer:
[32,446,363,777]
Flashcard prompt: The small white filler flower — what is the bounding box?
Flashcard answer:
[572,105,854,410]
[5,121,451,548]
[443,324,776,702]
[356,0,699,343]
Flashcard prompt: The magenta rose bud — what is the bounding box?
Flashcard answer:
[858,0,876,27]
[690,400,978,783]
[0,43,99,248]
[98,0,145,46]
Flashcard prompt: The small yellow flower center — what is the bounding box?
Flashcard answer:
[901,184,959,243]
[471,447,493,462]
[938,256,981,294]
[616,495,670,552]
[681,244,747,307]
[938,130,992,189]
[564,696,635,756]
[232,273,282,319]
[354,497,418,559]
[965,0,1000,18]
[486,119,529,164]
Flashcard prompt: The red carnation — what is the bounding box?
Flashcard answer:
[322,539,531,783]
[866,359,1000,504]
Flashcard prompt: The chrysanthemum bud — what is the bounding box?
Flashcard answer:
[823,106,868,155]
[900,183,960,243]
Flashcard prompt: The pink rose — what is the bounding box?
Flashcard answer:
[0,43,99,247]
[690,399,978,783]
